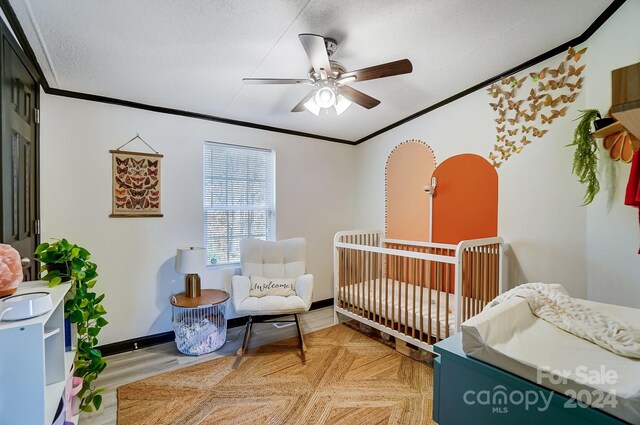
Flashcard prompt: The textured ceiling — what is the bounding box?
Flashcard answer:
[10,0,612,141]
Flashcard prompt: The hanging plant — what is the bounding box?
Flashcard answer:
[568,109,600,205]
[34,239,108,412]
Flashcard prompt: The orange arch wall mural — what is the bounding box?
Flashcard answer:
[431,154,498,244]
[385,140,436,242]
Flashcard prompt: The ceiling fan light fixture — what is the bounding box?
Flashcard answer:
[314,86,336,108]
[303,96,321,116]
[334,94,352,115]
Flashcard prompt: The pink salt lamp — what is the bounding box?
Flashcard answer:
[0,244,23,297]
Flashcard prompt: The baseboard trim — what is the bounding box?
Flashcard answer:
[97,297,334,357]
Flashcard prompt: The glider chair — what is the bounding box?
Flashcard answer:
[231,238,313,357]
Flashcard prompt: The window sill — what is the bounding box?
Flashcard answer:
[206,262,240,270]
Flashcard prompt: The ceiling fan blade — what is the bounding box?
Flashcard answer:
[339,85,380,109]
[291,90,317,112]
[243,78,311,85]
[298,34,332,75]
[338,59,413,84]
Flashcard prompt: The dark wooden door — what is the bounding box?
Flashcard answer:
[1,26,39,282]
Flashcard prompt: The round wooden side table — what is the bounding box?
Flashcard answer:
[170,289,230,356]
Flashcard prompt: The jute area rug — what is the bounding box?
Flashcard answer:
[117,324,435,424]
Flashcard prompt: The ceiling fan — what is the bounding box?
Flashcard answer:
[242,34,413,116]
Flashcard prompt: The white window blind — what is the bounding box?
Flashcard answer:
[203,142,274,265]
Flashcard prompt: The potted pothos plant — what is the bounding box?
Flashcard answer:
[34,239,108,412]
[568,109,601,205]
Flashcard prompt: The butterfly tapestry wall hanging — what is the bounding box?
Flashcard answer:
[109,134,163,218]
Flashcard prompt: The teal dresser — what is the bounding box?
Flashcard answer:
[433,334,628,424]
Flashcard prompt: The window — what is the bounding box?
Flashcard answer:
[203,142,274,266]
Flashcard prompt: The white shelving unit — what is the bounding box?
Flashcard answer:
[0,281,76,425]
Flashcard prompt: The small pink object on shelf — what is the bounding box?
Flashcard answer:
[65,361,83,420]
[0,244,22,297]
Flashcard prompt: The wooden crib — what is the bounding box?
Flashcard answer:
[333,229,504,352]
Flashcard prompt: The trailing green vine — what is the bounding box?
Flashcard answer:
[34,239,108,412]
[568,109,601,205]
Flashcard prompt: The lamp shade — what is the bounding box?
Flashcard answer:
[175,247,205,274]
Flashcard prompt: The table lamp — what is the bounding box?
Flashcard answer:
[175,247,205,298]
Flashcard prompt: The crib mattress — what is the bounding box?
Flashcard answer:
[461,297,640,424]
[340,280,456,339]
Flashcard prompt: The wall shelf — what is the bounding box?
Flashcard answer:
[44,327,61,339]
[592,121,625,138]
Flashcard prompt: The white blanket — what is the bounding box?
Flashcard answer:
[486,283,640,359]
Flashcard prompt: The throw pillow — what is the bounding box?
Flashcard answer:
[249,275,297,298]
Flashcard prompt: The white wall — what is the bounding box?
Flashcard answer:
[354,1,640,306]
[39,95,357,345]
[355,56,589,298]
[583,0,640,307]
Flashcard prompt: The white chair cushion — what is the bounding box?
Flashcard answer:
[231,274,313,314]
[235,295,309,316]
[240,238,306,278]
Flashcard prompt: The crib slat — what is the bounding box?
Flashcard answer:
[444,261,449,338]
[412,255,417,340]
[365,236,369,318]
[435,253,440,341]
[369,234,373,320]
[465,250,470,322]
[419,257,424,343]
[476,248,481,316]
[367,236,372,321]
[339,247,344,309]
[470,248,475,317]
[402,254,407,335]
[372,241,377,322]
[427,254,432,342]
[350,247,355,316]
[483,247,488,306]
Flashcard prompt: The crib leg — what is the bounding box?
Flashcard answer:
[294,314,307,355]
[236,316,253,357]
[333,309,340,325]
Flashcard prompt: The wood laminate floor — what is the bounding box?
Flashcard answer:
[81,308,336,425]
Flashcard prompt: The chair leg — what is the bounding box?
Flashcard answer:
[236,316,253,357]
[294,314,307,354]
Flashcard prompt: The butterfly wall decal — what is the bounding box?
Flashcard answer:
[566,46,587,62]
[528,89,544,102]
[547,62,566,78]
[568,64,585,77]
[566,77,583,92]
[487,46,586,168]
[548,76,567,90]
[529,67,548,82]
[532,128,548,138]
